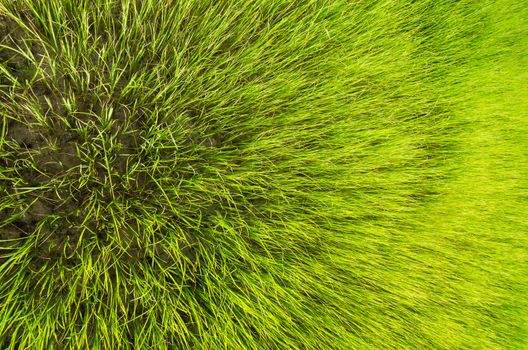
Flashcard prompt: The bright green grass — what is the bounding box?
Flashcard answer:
[0,0,527,349]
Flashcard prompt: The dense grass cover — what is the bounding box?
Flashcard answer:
[0,0,526,349]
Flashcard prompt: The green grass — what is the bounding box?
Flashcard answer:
[0,0,527,349]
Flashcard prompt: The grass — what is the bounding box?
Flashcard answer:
[0,0,527,349]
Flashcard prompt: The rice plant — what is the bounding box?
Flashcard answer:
[0,0,527,349]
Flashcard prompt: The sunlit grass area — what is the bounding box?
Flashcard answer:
[0,0,527,349]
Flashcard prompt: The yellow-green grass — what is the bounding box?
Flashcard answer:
[0,0,526,349]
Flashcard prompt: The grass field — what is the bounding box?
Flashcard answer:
[0,0,527,349]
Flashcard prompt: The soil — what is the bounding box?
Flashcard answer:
[0,13,200,340]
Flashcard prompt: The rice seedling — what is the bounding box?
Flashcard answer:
[0,0,527,349]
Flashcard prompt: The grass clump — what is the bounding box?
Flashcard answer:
[0,0,527,349]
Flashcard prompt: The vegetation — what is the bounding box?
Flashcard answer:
[0,0,526,349]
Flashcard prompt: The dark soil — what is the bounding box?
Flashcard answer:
[0,13,200,329]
